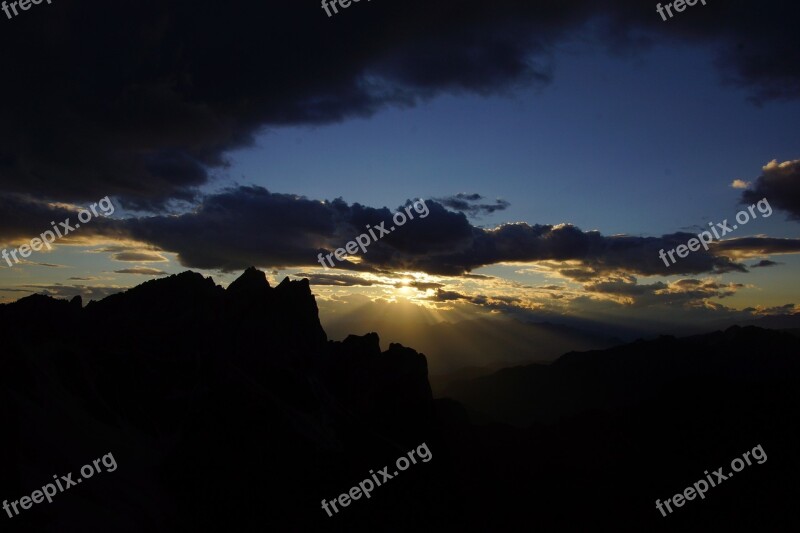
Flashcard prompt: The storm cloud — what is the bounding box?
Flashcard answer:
[3,186,798,279]
[110,187,794,278]
[435,194,511,217]
[1,1,799,208]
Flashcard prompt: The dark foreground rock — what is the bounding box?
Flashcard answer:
[1,270,799,532]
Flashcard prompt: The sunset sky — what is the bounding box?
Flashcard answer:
[1,1,799,369]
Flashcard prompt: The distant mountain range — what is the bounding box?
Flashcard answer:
[1,269,799,532]
[326,313,622,379]
[444,326,800,426]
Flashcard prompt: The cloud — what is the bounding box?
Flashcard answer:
[434,289,469,302]
[92,246,145,253]
[431,289,524,316]
[435,193,511,217]
[731,179,751,189]
[124,186,342,270]
[424,273,748,325]
[539,285,566,291]
[714,236,800,258]
[292,273,376,287]
[583,276,744,306]
[741,159,800,219]
[743,303,799,317]
[114,267,169,276]
[396,223,749,277]
[2,260,67,269]
[584,276,668,298]
[750,259,781,268]
[111,252,168,263]
[112,187,759,277]
[4,186,799,279]
[407,281,445,291]
[757,303,798,315]
[1,1,799,207]
[0,193,120,245]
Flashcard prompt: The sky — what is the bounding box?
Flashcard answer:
[1,0,799,370]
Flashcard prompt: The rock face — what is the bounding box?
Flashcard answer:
[0,268,436,532]
[2,273,800,532]
[325,334,434,441]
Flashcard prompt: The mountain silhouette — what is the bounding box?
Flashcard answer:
[325,313,623,378]
[444,326,800,425]
[1,269,799,532]
[0,269,436,532]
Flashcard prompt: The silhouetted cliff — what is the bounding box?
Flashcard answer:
[1,271,799,532]
[0,269,437,532]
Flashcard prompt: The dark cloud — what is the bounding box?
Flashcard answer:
[434,290,468,302]
[125,187,339,271]
[0,1,798,207]
[114,267,169,276]
[435,193,511,217]
[93,246,143,254]
[22,262,65,269]
[407,281,445,291]
[584,277,743,305]
[741,160,800,219]
[431,290,522,316]
[3,187,799,279]
[463,274,494,280]
[714,236,800,256]
[0,194,120,244]
[111,189,764,276]
[757,304,797,316]
[539,285,566,291]
[584,277,668,297]
[751,259,781,268]
[112,252,168,263]
[292,273,375,287]
[393,223,748,277]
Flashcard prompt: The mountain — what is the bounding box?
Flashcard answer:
[1,270,799,532]
[0,269,436,532]
[443,326,800,426]
[734,312,800,330]
[436,326,800,531]
[327,315,621,379]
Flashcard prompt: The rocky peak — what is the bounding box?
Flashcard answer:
[227,266,271,295]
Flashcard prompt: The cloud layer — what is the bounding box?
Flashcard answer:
[4,182,799,281]
[1,1,799,207]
